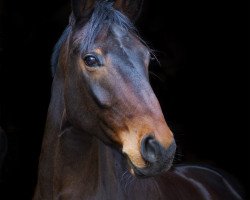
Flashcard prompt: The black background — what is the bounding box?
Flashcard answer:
[0,0,248,199]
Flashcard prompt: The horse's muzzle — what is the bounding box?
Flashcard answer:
[132,135,176,177]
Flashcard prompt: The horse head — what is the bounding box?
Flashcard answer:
[56,0,176,177]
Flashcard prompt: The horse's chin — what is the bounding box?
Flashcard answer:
[126,155,175,178]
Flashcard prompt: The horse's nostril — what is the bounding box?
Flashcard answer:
[141,135,160,163]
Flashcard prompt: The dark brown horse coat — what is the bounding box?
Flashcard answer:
[33,1,244,199]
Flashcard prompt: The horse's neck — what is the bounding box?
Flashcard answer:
[36,73,119,198]
[54,128,160,199]
[53,128,124,198]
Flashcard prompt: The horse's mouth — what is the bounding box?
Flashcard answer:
[126,152,175,178]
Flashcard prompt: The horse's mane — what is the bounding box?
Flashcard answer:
[51,25,72,76]
[51,1,137,77]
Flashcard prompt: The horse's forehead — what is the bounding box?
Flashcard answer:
[111,24,128,39]
[95,25,149,60]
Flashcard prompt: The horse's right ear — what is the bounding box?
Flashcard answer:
[71,0,95,23]
[114,0,144,22]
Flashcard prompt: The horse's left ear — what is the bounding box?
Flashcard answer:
[71,0,95,23]
[114,0,144,21]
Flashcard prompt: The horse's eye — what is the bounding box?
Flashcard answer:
[83,54,101,67]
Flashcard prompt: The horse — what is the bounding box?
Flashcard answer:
[33,0,244,199]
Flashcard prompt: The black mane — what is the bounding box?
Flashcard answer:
[51,25,72,76]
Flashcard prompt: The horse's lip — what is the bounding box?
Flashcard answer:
[126,154,175,178]
[126,157,148,178]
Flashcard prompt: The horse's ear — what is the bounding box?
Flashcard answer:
[71,0,95,23]
[114,0,144,21]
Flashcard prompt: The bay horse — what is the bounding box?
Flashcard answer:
[34,0,244,199]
